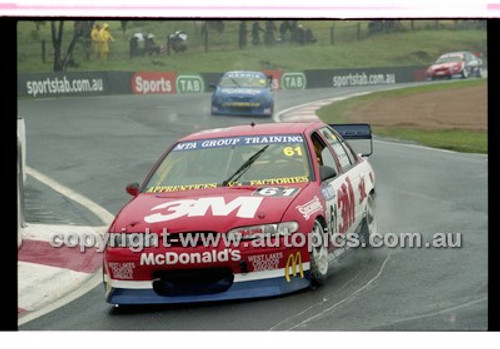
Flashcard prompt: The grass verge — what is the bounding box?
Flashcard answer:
[374,128,486,153]
[316,79,487,153]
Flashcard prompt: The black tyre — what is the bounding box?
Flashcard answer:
[360,193,376,247]
[309,220,329,285]
[461,67,469,79]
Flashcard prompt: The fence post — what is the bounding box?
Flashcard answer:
[357,22,361,40]
[41,39,46,63]
[330,25,335,45]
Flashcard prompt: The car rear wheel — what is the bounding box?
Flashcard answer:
[360,193,376,247]
[309,220,329,285]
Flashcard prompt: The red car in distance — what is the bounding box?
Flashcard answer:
[426,51,483,80]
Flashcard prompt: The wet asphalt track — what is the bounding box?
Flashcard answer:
[18,84,487,330]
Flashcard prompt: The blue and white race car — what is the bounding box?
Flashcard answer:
[211,71,274,117]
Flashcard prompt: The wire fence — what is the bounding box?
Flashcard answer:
[18,20,487,68]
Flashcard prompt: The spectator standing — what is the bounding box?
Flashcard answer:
[264,20,276,46]
[289,20,299,43]
[145,33,161,55]
[130,32,146,58]
[98,23,115,60]
[238,21,247,49]
[304,27,317,44]
[252,22,263,45]
[90,23,101,59]
[279,20,290,42]
[295,24,305,45]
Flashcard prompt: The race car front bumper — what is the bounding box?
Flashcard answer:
[104,265,311,305]
[211,103,273,117]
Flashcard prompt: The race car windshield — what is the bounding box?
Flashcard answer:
[436,55,464,63]
[144,134,311,193]
[219,76,268,88]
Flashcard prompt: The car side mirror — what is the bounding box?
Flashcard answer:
[320,166,337,181]
[126,182,140,196]
[208,83,217,90]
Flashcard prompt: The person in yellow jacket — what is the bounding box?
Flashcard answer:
[90,24,101,59]
[98,23,115,60]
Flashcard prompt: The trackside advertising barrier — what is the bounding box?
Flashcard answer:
[305,66,427,89]
[18,66,427,98]
[131,71,176,94]
[18,71,134,98]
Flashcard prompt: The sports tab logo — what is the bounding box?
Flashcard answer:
[131,71,177,94]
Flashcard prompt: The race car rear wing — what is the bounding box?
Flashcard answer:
[330,123,373,157]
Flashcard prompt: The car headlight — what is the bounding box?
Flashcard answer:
[227,221,299,240]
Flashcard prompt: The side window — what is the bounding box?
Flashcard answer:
[341,140,358,165]
[468,53,476,64]
[310,132,339,173]
[320,127,355,171]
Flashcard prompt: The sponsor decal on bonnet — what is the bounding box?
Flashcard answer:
[144,196,263,223]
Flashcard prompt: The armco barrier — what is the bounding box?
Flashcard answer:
[18,66,427,98]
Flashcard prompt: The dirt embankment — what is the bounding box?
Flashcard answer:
[350,84,487,132]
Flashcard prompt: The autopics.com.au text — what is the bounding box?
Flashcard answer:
[49,228,462,253]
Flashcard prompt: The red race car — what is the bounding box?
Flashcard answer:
[103,122,376,305]
[426,51,483,80]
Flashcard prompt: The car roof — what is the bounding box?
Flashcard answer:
[179,122,325,141]
[440,51,468,57]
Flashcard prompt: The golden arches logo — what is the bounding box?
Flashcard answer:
[285,252,304,282]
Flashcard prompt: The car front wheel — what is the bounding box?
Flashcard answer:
[360,193,377,247]
[309,220,329,285]
[461,67,469,79]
